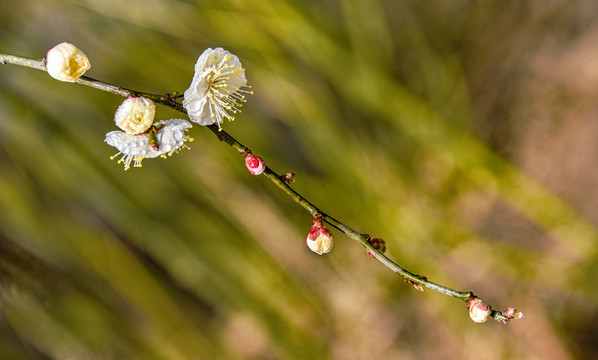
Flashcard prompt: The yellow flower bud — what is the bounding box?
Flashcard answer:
[114,96,156,135]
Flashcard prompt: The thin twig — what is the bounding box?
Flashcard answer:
[0,52,517,324]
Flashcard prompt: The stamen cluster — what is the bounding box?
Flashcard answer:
[182,47,252,129]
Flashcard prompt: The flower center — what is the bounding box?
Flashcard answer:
[203,55,252,128]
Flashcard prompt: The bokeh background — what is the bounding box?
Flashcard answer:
[1,1,597,359]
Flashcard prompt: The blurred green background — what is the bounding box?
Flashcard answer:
[1,0,597,359]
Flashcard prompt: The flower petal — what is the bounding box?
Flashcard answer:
[105,118,193,170]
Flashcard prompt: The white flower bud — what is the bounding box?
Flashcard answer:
[306,223,334,255]
[46,42,91,82]
[468,297,492,323]
[114,96,156,135]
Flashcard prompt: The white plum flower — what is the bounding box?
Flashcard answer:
[46,42,91,82]
[182,47,252,129]
[114,96,155,135]
[105,118,193,170]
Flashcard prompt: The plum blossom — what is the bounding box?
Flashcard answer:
[105,118,192,170]
[182,48,252,129]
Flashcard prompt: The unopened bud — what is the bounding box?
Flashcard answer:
[245,152,265,175]
[306,218,333,255]
[405,279,424,291]
[404,275,426,291]
[368,238,386,253]
[46,42,91,82]
[468,296,492,323]
[503,307,524,320]
[280,172,295,184]
[114,96,155,135]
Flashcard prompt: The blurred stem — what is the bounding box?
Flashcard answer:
[0,53,514,324]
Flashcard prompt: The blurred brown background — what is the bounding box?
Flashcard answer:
[1,1,597,359]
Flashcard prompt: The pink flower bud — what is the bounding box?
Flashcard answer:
[245,153,265,175]
[503,307,524,320]
[306,219,333,255]
[468,296,492,323]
